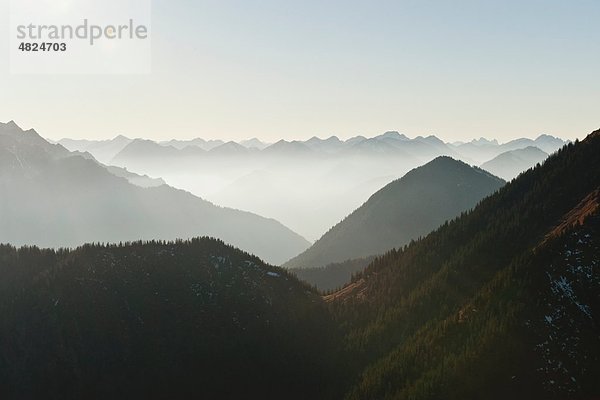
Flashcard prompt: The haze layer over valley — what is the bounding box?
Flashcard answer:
[59,132,567,241]
[0,121,308,265]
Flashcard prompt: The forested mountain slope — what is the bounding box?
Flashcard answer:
[0,238,343,399]
[329,130,600,399]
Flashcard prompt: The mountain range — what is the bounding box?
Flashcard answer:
[0,121,309,265]
[60,131,567,164]
[57,131,565,241]
[1,122,598,399]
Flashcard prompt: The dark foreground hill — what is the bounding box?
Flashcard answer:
[328,130,600,399]
[0,121,309,265]
[284,157,505,269]
[0,238,343,400]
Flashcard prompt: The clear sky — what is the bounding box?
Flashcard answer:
[0,0,598,142]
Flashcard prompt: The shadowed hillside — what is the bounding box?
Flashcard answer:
[0,238,344,400]
[329,130,600,399]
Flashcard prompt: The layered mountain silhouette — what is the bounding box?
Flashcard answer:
[480,146,549,180]
[160,138,226,151]
[284,157,505,269]
[59,131,565,240]
[99,131,566,162]
[97,131,567,162]
[452,134,566,164]
[328,130,600,399]
[1,120,598,399]
[59,135,132,164]
[0,121,309,264]
[0,238,343,399]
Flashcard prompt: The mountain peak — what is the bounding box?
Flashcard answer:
[346,135,366,142]
[424,155,470,169]
[306,135,341,143]
[1,120,23,133]
[537,133,555,139]
[421,156,503,180]
[380,131,409,140]
[470,137,499,146]
[265,139,312,153]
[428,155,454,162]
[0,122,50,149]
[284,155,504,269]
[240,138,268,150]
[535,133,565,143]
[24,128,40,136]
[416,135,445,146]
[210,141,247,154]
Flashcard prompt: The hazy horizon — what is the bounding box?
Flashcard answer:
[50,130,582,145]
[1,118,585,144]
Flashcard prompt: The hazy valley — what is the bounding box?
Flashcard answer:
[1,120,598,400]
[0,121,308,265]
[59,131,566,241]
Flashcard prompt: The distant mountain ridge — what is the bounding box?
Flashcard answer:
[58,135,132,164]
[56,131,568,164]
[480,146,549,180]
[284,157,505,269]
[0,121,309,264]
[54,125,567,241]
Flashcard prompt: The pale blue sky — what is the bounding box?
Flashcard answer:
[0,0,598,141]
